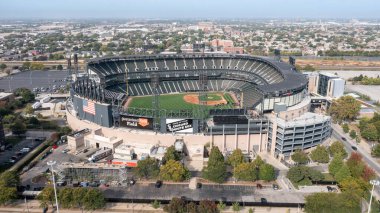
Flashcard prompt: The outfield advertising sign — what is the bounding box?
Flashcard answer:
[120,115,153,130]
[166,119,193,133]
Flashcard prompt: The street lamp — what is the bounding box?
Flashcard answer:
[368,179,380,213]
[47,160,59,213]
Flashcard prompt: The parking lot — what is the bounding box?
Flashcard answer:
[21,143,84,187]
[0,70,69,92]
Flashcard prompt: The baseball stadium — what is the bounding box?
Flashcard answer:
[66,54,331,160]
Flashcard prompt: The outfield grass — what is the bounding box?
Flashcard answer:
[128,92,235,111]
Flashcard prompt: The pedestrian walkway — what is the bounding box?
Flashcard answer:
[0,200,303,213]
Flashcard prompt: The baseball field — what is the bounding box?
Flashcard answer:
[127,92,237,111]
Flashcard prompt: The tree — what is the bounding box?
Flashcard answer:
[287,166,323,186]
[362,166,376,182]
[291,150,309,164]
[259,163,276,181]
[342,123,349,133]
[58,187,73,209]
[0,187,17,205]
[72,188,88,212]
[227,148,245,167]
[14,88,35,103]
[28,116,40,125]
[30,62,45,70]
[57,64,63,70]
[202,146,227,183]
[5,68,11,76]
[349,130,357,139]
[233,162,257,181]
[328,141,347,158]
[346,152,365,178]
[24,103,34,115]
[164,197,186,213]
[198,200,219,213]
[37,187,56,208]
[152,200,161,209]
[335,165,352,183]
[83,188,106,210]
[163,145,181,163]
[0,171,19,205]
[362,124,378,141]
[252,155,265,167]
[328,154,344,176]
[328,96,361,122]
[310,145,329,163]
[0,63,6,70]
[0,171,20,187]
[372,144,380,157]
[186,202,198,213]
[305,192,361,213]
[339,177,369,198]
[232,202,240,212]
[159,160,190,182]
[10,119,27,136]
[134,157,160,179]
[21,61,31,70]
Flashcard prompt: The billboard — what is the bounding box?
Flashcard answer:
[120,115,153,130]
[166,119,193,133]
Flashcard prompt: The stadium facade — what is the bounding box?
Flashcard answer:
[67,54,331,160]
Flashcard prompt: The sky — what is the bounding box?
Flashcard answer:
[0,0,379,19]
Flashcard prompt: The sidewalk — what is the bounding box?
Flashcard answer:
[0,200,303,213]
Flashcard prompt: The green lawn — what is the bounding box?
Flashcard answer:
[128,93,235,111]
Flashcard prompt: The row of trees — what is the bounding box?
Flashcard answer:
[134,145,190,182]
[135,146,276,184]
[291,142,347,165]
[360,113,380,142]
[21,61,45,71]
[203,147,276,183]
[38,187,105,211]
[305,152,378,212]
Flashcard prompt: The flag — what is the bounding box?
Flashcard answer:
[83,99,96,115]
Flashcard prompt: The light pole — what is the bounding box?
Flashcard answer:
[368,179,380,213]
[47,160,59,213]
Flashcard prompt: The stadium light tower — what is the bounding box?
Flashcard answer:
[47,160,60,213]
[368,179,380,213]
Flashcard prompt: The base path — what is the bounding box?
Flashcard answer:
[183,93,227,106]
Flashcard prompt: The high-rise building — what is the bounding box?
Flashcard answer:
[306,72,345,98]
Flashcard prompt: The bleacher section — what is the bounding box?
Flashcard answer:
[122,79,253,96]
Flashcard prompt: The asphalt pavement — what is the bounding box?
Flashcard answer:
[0,70,69,92]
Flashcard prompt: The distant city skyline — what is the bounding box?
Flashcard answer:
[0,0,380,20]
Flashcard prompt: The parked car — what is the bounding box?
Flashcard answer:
[256,183,263,189]
[261,198,267,203]
[155,180,163,188]
[341,137,347,141]
[57,181,67,186]
[351,146,357,151]
[272,184,279,190]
